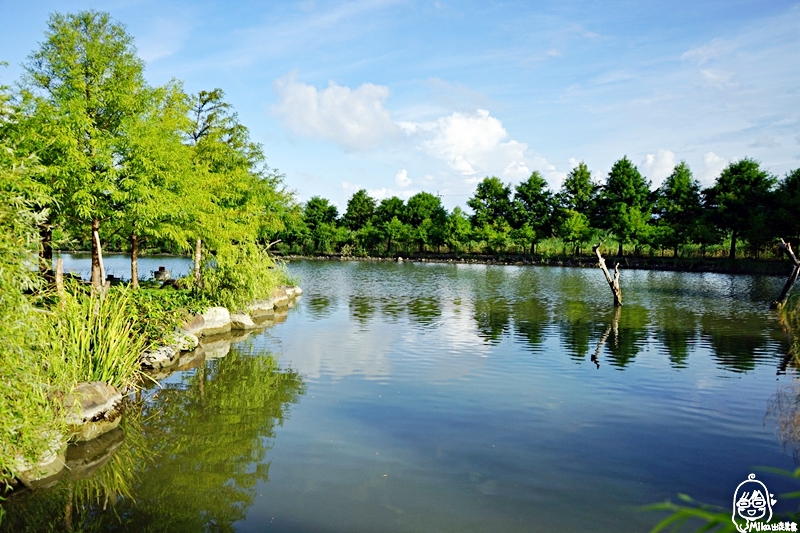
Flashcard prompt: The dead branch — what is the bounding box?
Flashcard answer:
[772,239,800,309]
[593,242,622,307]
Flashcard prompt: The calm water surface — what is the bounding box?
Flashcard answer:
[4,258,800,532]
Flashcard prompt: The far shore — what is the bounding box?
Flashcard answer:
[278,252,794,277]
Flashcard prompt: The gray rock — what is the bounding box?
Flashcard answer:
[271,287,289,308]
[230,312,257,330]
[200,307,232,336]
[140,344,180,370]
[180,313,205,336]
[248,299,275,317]
[64,382,124,442]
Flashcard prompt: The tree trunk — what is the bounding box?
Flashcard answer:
[40,223,53,277]
[91,219,104,291]
[617,242,623,257]
[772,239,800,309]
[55,258,65,310]
[729,230,737,259]
[674,244,679,258]
[194,237,202,288]
[131,232,139,289]
[594,243,622,307]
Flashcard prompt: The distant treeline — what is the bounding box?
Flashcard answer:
[275,158,800,260]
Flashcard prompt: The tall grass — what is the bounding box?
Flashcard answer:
[48,285,146,391]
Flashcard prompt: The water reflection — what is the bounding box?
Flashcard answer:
[511,298,549,351]
[0,349,304,532]
[604,305,650,368]
[473,298,511,344]
[700,314,772,373]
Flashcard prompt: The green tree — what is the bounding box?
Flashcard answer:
[112,82,194,287]
[513,171,554,254]
[774,168,800,244]
[342,189,376,231]
[557,161,597,215]
[304,196,339,231]
[23,10,148,289]
[652,161,702,257]
[303,196,338,253]
[600,156,652,256]
[467,176,513,227]
[374,196,405,224]
[445,206,472,253]
[404,192,447,252]
[555,162,599,255]
[703,157,777,259]
[188,89,290,266]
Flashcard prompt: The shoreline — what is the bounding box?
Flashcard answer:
[279,253,794,277]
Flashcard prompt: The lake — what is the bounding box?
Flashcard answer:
[3,257,799,532]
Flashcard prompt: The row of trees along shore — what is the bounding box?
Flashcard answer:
[276,159,800,261]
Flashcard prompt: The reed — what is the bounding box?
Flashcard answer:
[48,285,145,391]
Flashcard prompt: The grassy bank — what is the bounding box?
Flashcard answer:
[1,246,294,488]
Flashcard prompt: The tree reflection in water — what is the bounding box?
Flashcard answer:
[0,348,305,532]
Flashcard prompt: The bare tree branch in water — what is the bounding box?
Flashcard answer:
[772,239,800,309]
[593,242,622,307]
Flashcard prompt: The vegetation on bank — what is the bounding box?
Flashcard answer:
[275,160,799,263]
[0,10,294,486]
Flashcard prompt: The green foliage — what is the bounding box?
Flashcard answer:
[125,289,204,348]
[0,76,69,481]
[48,285,145,390]
[601,156,652,252]
[468,176,514,227]
[776,169,800,244]
[343,189,376,230]
[513,171,554,235]
[195,244,293,311]
[704,157,777,258]
[23,10,149,286]
[652,162,702,255]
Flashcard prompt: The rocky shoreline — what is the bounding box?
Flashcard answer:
[9,284,302,491]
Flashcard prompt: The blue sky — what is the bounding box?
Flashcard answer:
[1,0,799,211]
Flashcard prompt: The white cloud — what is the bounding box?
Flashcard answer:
[272,73,400,151]
[796,134,800,145]
[700,69,735,87]
[367,187,416,201]
[700,151,728,185]
[402,109,533,181]
[395,169,412,187]
[681,38,736,65]
[639,149,676,188]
